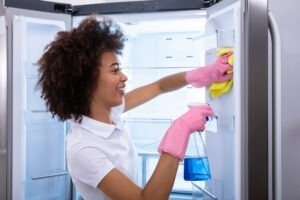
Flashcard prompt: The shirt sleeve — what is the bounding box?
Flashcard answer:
[68,145,114,188]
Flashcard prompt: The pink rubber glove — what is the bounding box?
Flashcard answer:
[158,104,214,160]
[185,53,233,87]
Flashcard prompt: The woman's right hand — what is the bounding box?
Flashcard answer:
[158,104,214,160]
[185,53,233,87]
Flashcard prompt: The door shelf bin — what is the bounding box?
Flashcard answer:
[205,115,235,134]
[193,29,235,51]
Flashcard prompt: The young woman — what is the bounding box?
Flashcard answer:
[37,16,232,200]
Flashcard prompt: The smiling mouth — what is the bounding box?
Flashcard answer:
[117,87,126,94]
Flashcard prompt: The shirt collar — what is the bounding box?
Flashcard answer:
[78,115,122,138]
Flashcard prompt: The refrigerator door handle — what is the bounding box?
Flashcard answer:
[268,11,282,200]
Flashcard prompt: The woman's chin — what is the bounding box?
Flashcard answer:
[111,99,123,107]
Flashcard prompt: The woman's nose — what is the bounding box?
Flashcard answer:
[120,71,128,82]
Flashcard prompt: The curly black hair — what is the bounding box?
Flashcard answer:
[37,16,126,122]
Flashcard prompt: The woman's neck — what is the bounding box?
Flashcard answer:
[89,101,112,124]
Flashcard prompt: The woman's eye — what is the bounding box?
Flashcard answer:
[112,64,121,73]
[113,67,120,73]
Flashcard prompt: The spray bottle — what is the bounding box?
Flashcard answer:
[184,103,212,181]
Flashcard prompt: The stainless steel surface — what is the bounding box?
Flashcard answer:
[268,11,282,200]
[0,0,4,13]
[0,6,7,200]
[244,0,269,199]
[269,0,300,199]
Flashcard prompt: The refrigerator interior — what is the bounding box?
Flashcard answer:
[11,16,71,200]
[73,1,242,198]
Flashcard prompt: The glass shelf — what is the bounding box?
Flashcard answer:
[192,179,223,200]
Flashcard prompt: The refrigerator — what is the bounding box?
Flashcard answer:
[1,0,300,199]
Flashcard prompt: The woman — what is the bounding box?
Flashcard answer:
[37,16,232,200]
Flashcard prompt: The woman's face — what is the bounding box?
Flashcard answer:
[93,51,127,108]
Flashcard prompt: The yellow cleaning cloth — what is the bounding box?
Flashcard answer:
[209,48,234,99]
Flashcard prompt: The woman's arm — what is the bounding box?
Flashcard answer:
[124,53,232,112]
[98,153,179,200]
[124,71,187,112]
[99,105,213,200]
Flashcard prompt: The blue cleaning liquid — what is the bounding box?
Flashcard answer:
[184,157,211,181]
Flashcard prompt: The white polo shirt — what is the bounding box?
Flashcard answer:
[66,102,139,200]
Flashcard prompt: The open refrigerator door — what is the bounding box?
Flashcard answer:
[8,12,72,200]
[200,0,242,199]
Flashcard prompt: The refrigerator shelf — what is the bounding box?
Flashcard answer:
[24,62,39,77]
[26,111,59,124]
[31,170,69,180]
[192,179,223,200]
